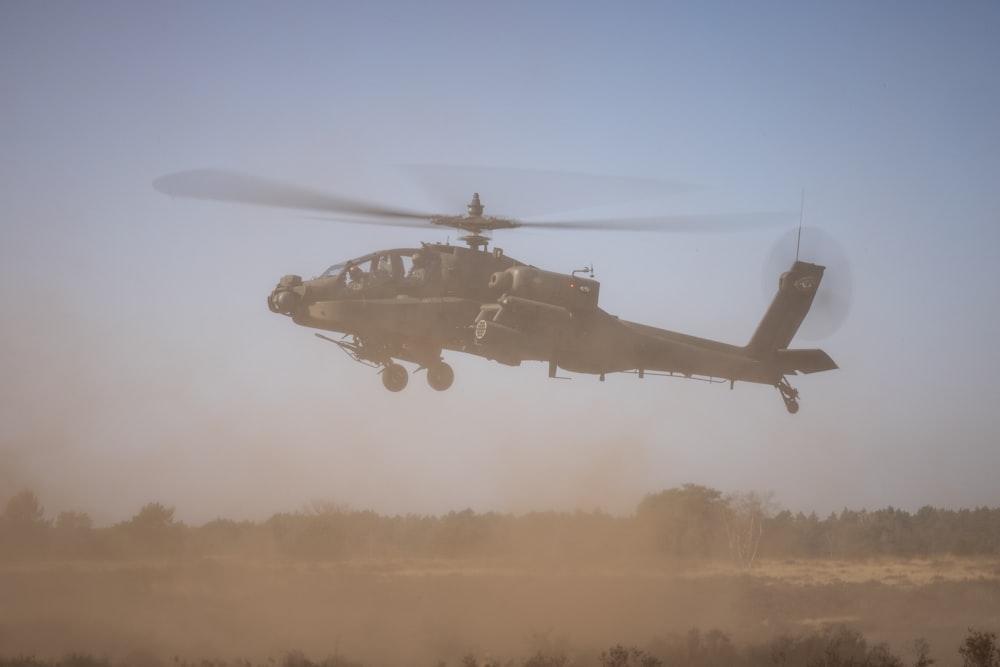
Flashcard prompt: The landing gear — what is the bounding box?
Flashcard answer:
[313,333,453,392]
[426,362,454,391]
[381,361,454,392]
[381,363,409,392]
[776,377,800,414]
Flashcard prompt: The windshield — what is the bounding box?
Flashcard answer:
[318,261,351,279]
[315,249,435,290]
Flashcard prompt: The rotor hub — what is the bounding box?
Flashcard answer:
[467,192,484,217]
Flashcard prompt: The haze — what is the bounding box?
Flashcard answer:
[2,2,999,526]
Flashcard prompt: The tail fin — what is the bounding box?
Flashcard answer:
[747,261,827,354]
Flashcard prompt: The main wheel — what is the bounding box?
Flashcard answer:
[426,362,454,391]
[784,400,800,414]
[381,363,409,392]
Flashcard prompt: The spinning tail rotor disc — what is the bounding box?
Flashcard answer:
[763,226,853,341]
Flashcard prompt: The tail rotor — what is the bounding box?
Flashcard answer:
[763,226,853,341]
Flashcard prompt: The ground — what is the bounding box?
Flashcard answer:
[2,556,998,665]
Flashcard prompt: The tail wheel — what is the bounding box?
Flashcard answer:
[776,377,800,414]
[381,363,409,392]
[427,362,454,391]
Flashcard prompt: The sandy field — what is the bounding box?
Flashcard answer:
[2,556,999,665]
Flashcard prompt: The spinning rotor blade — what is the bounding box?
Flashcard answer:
[154,168,796,238]
[521,210,797,232]
[153,169,431,221]
[764,226,853,341]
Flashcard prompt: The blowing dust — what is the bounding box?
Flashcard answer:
[3,511,998,666]
[2,302,997,665]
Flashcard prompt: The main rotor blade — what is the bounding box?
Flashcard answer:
[153,169,432,220]
[521,211,797,232]
[154,168,796,237]
[294,214,432,229]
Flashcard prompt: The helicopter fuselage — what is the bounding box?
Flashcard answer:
[267,242,835,411]
[154,170,837,412]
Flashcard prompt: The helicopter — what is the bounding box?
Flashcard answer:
[154,169,838,413]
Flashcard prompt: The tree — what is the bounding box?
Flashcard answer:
[52,510,97,558]
[126,502,177,529]
[600,644,662,667]
[3,489,47,528]
[636,484,726,559]
[912,638,935,667]
[1,489,50,556]
[116,502,182,556]
[56,510,93,532]
[723,491,777,568]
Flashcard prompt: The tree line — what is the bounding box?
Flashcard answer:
[2,484,998,562]
[5,626,1000,667]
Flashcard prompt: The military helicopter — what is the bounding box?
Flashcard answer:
[154,170,838,413]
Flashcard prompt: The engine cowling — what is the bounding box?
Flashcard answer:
[488,266,600,311]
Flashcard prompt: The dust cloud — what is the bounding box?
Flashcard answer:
[3,501,999,666]
[2,296,998,666]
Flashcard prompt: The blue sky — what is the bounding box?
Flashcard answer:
[2,1,998,524]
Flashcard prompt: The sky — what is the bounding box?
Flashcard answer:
[1,1,999,525]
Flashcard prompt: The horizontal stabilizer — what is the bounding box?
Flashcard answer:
[776,349,838,375]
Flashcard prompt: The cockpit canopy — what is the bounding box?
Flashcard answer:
[318,248,441,293]
[305,244,528,303]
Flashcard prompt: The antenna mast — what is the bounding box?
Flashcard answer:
[796,188,805,261]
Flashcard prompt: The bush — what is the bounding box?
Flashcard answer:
[960,629,1000,667]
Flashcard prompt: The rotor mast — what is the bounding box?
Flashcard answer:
[467,192,484,217]
[460,192,491,250]
[431,192,518,251]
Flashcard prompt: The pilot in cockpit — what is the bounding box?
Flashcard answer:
[373,255,393,285]
[408,252,427,284]
[348,264,366,289]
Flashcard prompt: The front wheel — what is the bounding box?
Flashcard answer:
[381,363,409,392]
[426,362,454,391]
